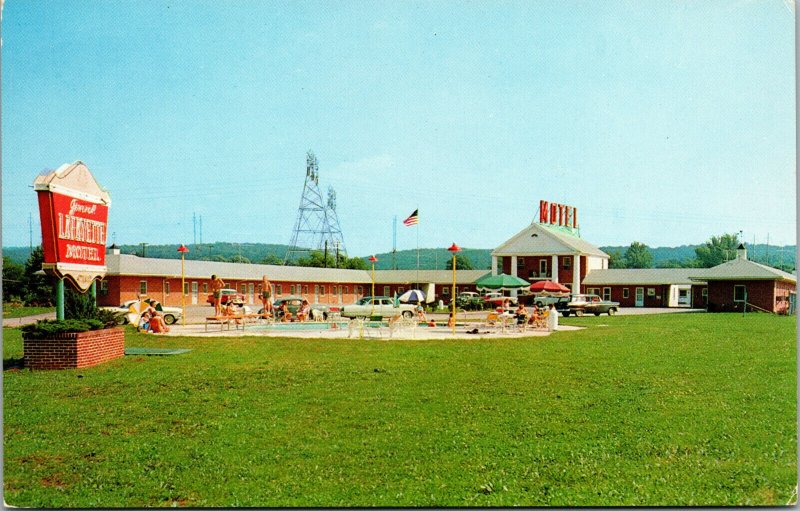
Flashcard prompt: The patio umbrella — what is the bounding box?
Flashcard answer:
[474,273,530,292]
[529,280,570,294]
[398,289,426,303]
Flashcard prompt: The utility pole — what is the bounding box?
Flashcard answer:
[193,212,197,246]
[324,240,328,268]
[140,242,148,257]
[392,216,397,270]
[199,215,203,245]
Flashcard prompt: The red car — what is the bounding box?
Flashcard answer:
[206,288,245,306]
[482,293,518,308]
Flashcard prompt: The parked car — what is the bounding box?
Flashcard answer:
[101,299,183,325]
[532,294,569,308]
[456,292,484,310]
[341,296,416,319]
[266,295,334,320]
[206,288,245,306]
[556,294,619,316]
[482,292,518,308]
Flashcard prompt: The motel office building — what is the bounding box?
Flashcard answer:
[98,224,795,314]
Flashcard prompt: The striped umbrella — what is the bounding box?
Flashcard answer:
[398,289,426,303]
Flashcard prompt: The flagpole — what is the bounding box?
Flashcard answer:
[416,206,420,287]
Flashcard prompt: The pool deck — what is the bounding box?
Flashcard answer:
[164,320,583,340]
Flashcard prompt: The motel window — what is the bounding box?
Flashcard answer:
[398,287,404,295]
[240,284,246,294]
[384,286,390,296]
[99,280,108,296]
[734,285,746,302]
[165,281,170,295]
[343,286,349,295]
[356,286,363,296]
[702,288,708,297]
[277,284,283,295]
[249,283,254,297]
[314,285,320,296]
[302,285,308,295]
[139,281,147,296]
[563,257,571,269]
[517,257,525,269]
[455,286,460,295]
[539,260,548,277]
[184,282,189,295]
[290,285,296,295]
[623,288,630,299]
[603,287,611,301]
[202,283,208,293]
[320,285,326,296]
[443,287,450,295]
[647,288,656,297]
[587,288,599,296]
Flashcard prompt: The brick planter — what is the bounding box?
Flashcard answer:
[23,327,125,370]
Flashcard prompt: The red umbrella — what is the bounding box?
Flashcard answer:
[529,280,570,294]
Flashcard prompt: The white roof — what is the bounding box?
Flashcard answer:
[106,254,489,285]
[106,254,372,283]
[689,257,796,283]
[583,268,709,286]
[492,222,609,258]
[374,269,490,285]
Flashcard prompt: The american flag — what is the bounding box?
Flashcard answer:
[403,209,419,226]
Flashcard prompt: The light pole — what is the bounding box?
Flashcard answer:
[368,255,378,317]
[448,243,461,334]
[177,244,189,326]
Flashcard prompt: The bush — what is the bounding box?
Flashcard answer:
[21,319,105,340]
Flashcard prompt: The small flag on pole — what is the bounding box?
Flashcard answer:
[403,209,419,226]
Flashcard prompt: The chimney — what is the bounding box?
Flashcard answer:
[107,243,120,255]
[736,243,747,260]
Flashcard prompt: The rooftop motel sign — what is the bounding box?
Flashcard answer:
[34,162,111,291]
[539,200,578,228]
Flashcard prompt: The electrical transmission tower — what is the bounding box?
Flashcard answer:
[285,151,347,264]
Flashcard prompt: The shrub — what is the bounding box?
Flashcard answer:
[21,319,105,340]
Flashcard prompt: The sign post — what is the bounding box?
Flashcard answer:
[33,162,111,311]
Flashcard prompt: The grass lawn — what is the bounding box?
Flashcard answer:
[3,313,796,507]
[2,305,55,319]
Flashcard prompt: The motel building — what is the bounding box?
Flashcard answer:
[97,202,795,314]
[98,247,486,309]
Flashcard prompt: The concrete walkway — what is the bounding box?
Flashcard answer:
[3,312,56,328]
[164,319,582,340]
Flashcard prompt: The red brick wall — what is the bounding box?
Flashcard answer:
[24,328,124,370]
[692,285,708,308]
[707,280,782,313]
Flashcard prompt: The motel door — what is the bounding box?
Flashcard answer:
[635,287,644,307]
[314,285,320,303]
[249,284,255,304]
[191,282,198,305]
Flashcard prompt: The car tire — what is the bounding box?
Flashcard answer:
[164,314,177,325]
[402,311,413,319]
[575,309,584,317]
[594,312,600,316]
[562,311,570,317]
[608,308,617,316]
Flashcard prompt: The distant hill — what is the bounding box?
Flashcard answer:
[3,242,795,271]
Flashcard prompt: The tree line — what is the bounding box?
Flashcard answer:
[607,233,794,272]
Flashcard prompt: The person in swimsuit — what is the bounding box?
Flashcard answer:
[211,274,225,316]
[260,275,273,317]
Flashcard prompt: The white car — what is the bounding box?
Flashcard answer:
[101,300,183,325]
[341,296,416,319]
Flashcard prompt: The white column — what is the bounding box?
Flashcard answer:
[551,255,559,283]
[491,256,498,276]
[510,256,518,297]
[572,254,581,292]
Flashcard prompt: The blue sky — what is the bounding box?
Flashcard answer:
[3,1,795,257]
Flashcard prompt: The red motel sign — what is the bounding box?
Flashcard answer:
[34,162,111,291]
[539,200,578,228]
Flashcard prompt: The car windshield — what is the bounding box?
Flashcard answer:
[356,298,371,305]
